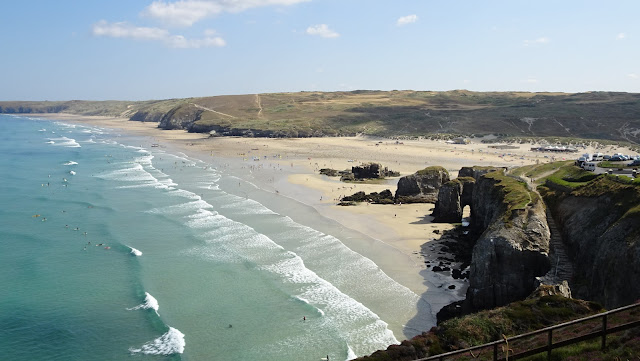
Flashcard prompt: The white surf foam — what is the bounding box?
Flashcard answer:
[129,327,185,355]
[346,344,357,360]
[48,136,81,148]
[63,161,78,166]
[129,246,143,256]
[147,199,213,216]
[54,122,77,129]
[127,292,159,313]
[69,171,76,175]
[181,204,400,354]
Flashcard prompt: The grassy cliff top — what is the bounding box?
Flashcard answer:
[416,166,449,176]
[483,171,537,223]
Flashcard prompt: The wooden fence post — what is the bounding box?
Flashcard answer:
[601,314,608,350]
[547,329,553,360]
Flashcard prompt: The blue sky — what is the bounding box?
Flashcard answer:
[1,0,639,100]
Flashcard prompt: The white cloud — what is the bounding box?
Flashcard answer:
[306,24,339,38]
[523,37,549,47]
[617,32,626,40]
[396,14,418,26]
[92,20,169,40]
[143,0,310,27]
[166,34,225,48]
[92,20,225,48]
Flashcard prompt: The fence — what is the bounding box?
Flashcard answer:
[416,302,640,361]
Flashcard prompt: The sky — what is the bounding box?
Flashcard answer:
[1,0,640,100]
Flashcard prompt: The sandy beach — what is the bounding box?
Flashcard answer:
[33,113,633,324]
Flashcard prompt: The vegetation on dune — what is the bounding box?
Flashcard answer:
[3,90,640,143]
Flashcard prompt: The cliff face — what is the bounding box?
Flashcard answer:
[431,180,463,222]
[466,174,551,310]
[395,166,450,203]
[433,167,551,310]
[546,177,640,309]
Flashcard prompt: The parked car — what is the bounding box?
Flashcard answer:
[629,159,640,167]
[609,155,625,161]
[603,154,611,160]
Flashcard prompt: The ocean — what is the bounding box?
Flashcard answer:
[0,114,432,361]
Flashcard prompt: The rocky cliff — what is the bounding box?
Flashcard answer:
[431,177,475,222]
[395,166,450,203]
[431,166,500,222]
[465,171,551,310]
[542,176,640,309]
[432,167,551,310]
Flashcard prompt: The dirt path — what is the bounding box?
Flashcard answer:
[189,102,236,119]
[255,94,263,118]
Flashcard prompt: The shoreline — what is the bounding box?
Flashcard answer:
[25,113,635,333]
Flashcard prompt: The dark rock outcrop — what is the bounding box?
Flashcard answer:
[431,180,462,222]
[341,189,394,204]
[395,166,450,203]
[351,163,399,179]
[432,177,475,222]
[339,163,399,181]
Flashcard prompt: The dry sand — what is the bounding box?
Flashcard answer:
[32,113,634,319]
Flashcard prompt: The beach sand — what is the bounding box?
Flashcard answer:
[34,113,632,325]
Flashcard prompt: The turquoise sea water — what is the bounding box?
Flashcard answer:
[0,115,429,361]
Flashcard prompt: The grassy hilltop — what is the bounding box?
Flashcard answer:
[2,90,640,143]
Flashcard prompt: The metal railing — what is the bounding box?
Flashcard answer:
[416,302,640,361]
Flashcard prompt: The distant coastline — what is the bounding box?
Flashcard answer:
[4,90,640,147]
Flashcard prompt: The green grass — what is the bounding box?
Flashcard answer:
[523,161,600,190]
[482,171,534,224]
[598,161,634,169]
[416,166,449,176]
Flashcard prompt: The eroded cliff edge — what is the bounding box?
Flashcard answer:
[541,176,640,309]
